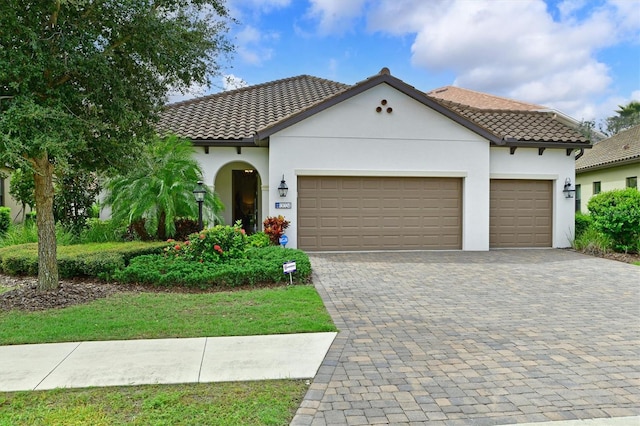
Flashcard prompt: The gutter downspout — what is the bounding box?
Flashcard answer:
[575,148,585,160]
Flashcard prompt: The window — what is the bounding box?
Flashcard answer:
[593,181,601,195]
[626,176,637,189]
[575,184,581,212]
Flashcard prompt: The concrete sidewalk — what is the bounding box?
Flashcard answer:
[0,332,337,392]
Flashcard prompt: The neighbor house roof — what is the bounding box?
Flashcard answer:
[158,69,590,149]
[426,86,544,111]
[576,125,640,172]
[434,100,588,144]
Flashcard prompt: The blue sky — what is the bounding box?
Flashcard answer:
[174,0,640,125]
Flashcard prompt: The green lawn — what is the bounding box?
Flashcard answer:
[0,381,308,425]
[1,283,334,425]
[0,285,336,345]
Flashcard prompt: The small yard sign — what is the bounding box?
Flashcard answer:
[283,260,297,285]
[279,234,288,247]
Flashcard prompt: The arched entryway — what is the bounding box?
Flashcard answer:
[214,161,262,234]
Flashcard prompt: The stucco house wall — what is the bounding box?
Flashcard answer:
[270,83,491,251]
[193,147,269,226]
[576,163,640,213]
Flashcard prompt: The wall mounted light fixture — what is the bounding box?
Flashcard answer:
[563,178,576,199]
[278,175,288,197]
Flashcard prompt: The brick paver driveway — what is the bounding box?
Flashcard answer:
[292,250,640,425]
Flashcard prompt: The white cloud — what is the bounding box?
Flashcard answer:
[235,25,279,65]
[223,74,249,91]
[306,0,369,34]
[167,81,208,104]
[363,0,640,120]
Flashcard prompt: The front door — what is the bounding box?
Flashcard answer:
[232,170,258,234]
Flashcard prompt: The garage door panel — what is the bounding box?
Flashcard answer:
[298,176,462,251]
[490,179,552,248]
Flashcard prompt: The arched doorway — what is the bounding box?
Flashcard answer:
[214,161,262,234]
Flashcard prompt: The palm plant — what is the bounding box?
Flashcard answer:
[104,134,223,240]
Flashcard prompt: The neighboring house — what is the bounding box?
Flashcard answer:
[158,68,589,251]
[575,125,640,213]
[0,167,30,223]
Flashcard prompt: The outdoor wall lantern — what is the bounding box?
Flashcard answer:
[278,175,288,197]
[563,178,576,199]
[193,180,206,231]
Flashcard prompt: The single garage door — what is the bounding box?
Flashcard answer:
[490,179,552,248]
[298,176,462,251]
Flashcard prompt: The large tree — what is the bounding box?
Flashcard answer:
[603,101,640,136]
[0,0,232,290]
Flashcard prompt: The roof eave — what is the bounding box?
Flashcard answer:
[576,155,640,173]
[497,140,592,149]
[191,138,257,147]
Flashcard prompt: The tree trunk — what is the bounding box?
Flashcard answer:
[33,153,59,291]
[157,210,166,241]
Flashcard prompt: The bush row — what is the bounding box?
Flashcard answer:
[574,188,640,254]
[0,242,168,280]
[113,246,311,289]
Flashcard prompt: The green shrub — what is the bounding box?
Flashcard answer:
[113,247,311,288]
[0,207,11,235]
[572,225,613,255]
[0,221,78,247]
[247,231,271,248]
[79,218,127,243]
[173,221,248,263]
[0,241,168,279]
[0,244,38,275]
[574,212,592,239]
[587,188,640,252]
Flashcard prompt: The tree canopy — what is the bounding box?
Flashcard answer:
[603,101,640,136]
[0,0,233,290]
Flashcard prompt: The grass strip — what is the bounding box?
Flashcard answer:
[0,285,336,345]
[0,380,308,426]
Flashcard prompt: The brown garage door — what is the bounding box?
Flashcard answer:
[298,176,462,251]
[490,179,552,248]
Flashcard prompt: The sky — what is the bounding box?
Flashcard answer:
[172,0,640,126]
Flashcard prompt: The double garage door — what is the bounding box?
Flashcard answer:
[297,176,552,251]
[298,176,462,251]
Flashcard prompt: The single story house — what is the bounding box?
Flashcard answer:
[158,68,590,251]
[575,125,640,213]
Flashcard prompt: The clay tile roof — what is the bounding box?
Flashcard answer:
[158,71,589,147]
[426,86,545,111]
[576,125,640,171]
[432,99,589,144]
[157,75,350,141]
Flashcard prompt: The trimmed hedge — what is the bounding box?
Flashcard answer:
[113,246,311,289]
[0,242,168,279]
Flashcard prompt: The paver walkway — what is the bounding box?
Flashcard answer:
[291,250,640,425]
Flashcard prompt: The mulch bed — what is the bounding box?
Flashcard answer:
[0,275,287,312]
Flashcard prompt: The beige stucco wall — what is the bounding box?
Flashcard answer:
[0,167,32,223]
[576,162,640,213]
